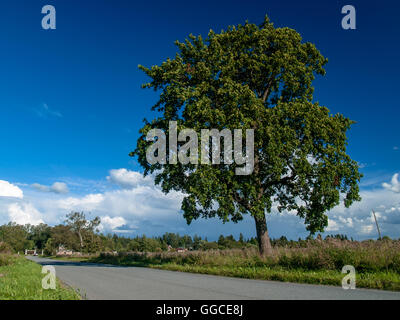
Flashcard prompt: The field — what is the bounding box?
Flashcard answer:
[69,238,400,291]
[0,254,80,300]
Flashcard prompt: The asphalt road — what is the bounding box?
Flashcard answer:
[28,256,400,300]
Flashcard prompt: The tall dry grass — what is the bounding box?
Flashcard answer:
[97,238,400,273]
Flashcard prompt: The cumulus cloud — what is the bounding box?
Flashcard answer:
[382,173,400,193]
[379,206,400,225]
[0,180,23,198]
[338,216,354,228]
[326,219,339,232]
[3,169,400,240]
[99,216,129,233]
[32,182,69,194]
[7,203,44,225]
[324,182,400,239]
[50,182,69,194]
[40,170,184,234]
[360,224,374,235]
[107,168,153,189]
[55,187,182,220]
[58,193,104,211]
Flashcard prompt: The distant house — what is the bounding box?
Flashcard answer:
[166,245,187,253]
[25,249,37,256]
[56,245,73,256]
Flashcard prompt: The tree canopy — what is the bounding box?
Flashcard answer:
[65,212,100,250]
[132,16,362,255]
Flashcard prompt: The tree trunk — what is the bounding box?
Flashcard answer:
[254,214,272,256]
[78,231,83,249]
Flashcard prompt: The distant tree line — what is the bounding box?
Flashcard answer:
[0,212,362,255]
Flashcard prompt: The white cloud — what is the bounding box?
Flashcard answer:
[360,224,374,235]
[50,182,69,194]
[107,168,153,189]
[34,170,185,233]
[338,216,353,228]
[31,183,49,192]
[326,219,339,231]
[324,180,400,238]
[55,186,182,221]
[7,203,44,226]
[100,216,127,231]
[2,169,400,240]
[58,193,104,211]
[382,173,400,193]
[32,182,69,194]
[0,180,23,199]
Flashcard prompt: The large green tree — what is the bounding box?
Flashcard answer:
[132,16,362,255]
[65,212,100,251]
[27,223,52,249]
[0,223,33,252]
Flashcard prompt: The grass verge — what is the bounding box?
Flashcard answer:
[0,254,80,300]
[152,263,400,291]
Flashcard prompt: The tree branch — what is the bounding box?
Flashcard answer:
[262,75,276,103]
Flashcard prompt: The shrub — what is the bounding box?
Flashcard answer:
[0,242,12,254]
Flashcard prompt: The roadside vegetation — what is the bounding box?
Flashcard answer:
[57,237,400,291]
[2,213,399,292]
[0,242,79,300]
[0,213,265,255]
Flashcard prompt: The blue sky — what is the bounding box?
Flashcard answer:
[0,0,399,240]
